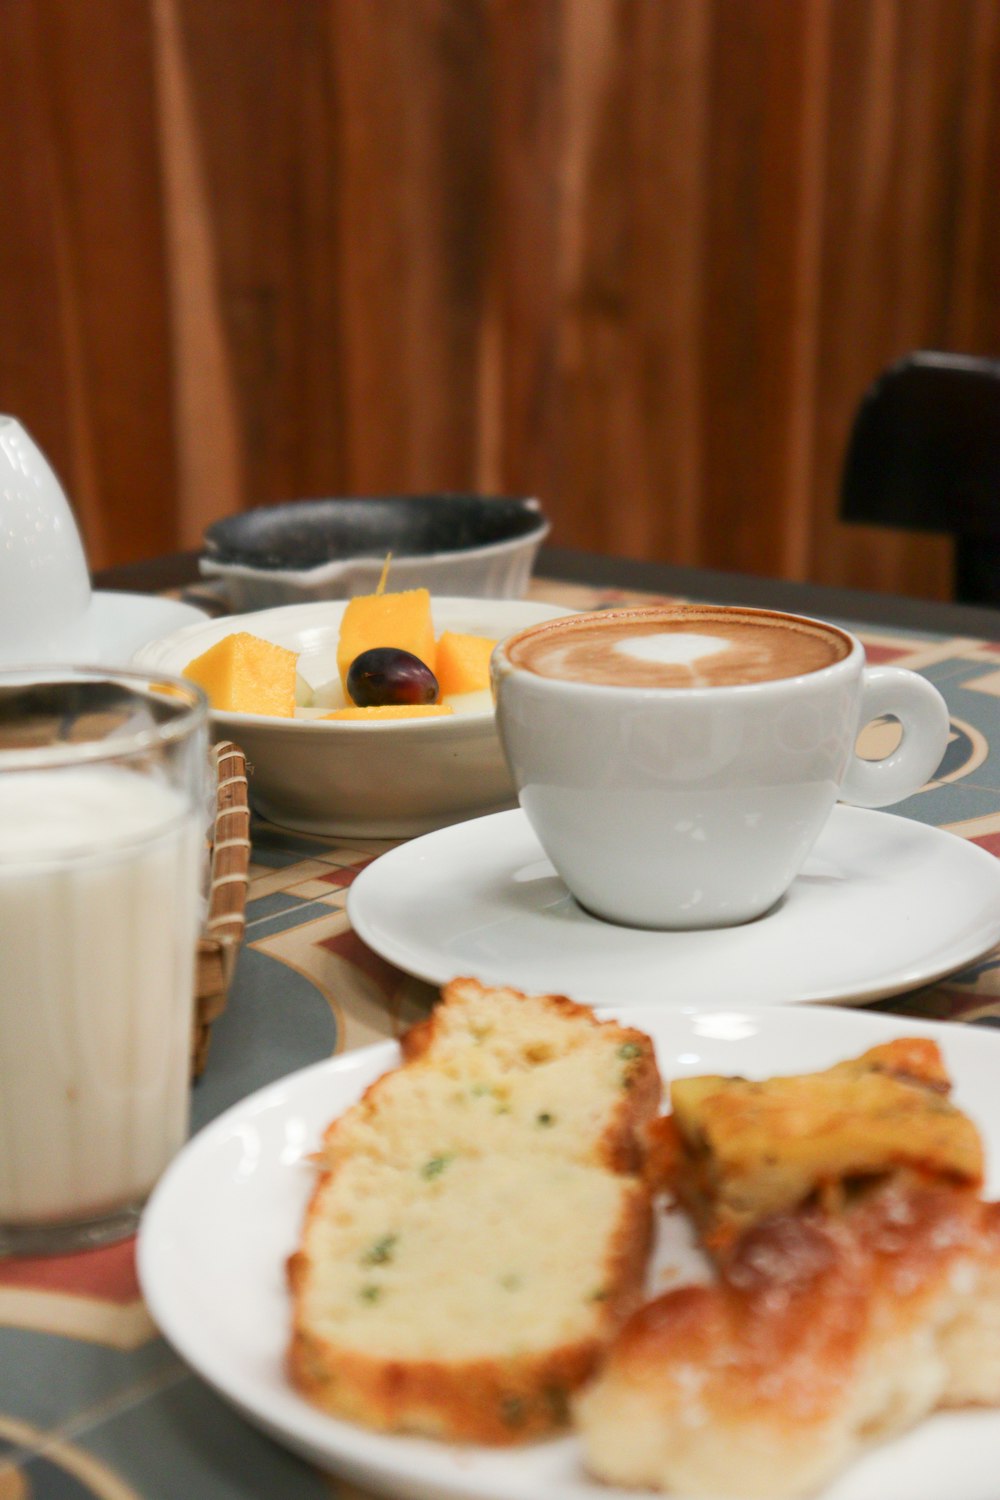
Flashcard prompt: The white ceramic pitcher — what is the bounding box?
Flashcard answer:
[0,417,92,666]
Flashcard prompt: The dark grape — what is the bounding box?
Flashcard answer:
[346,647,439,707]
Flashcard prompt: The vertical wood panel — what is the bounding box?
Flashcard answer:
[168,0,346,509]
[947,0,1000,348]
[152,0,244,545]
[810,0,982,599]
[700,0,779,578]
[0,0,998,597]
[555,0,715,564]
[0,0,176,565]
[484,0,564,511]
[0,2,90,535]
[772,0,831,580]
[626,0,711,566]
[328,0,491,492]
[556,0,633,555]
[42,0,175,564]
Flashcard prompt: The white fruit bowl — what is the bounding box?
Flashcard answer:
[132,597,572,838]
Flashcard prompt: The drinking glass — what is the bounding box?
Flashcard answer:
[0,668,209,1254]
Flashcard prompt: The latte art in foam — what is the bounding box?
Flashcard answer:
[507,607,851,688]
[613,632,728,667]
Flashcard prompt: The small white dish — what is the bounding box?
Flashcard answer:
[137,1005,1000,1500]
[132,597,573,837]
[347,805,1000,1007]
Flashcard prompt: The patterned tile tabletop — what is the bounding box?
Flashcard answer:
[4,574,1000,1498]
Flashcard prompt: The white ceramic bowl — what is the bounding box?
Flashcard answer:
[132,597,573,837]
[199,495,550,611]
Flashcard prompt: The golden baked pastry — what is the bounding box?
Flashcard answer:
[578,1037,1000,1496]
[658,1037,983,1252]
[287,977,661,1444]
[575,1172,1000,1498]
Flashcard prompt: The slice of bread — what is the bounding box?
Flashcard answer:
[288,978,661,1443]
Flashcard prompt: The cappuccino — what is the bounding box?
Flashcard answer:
[494,600,949,928]
[507,606,850,689]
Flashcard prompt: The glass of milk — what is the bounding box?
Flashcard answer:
[0,667,209,1254]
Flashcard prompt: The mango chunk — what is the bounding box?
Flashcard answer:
[323,704,454,721]
[337,588,436,693]
[435,631,498,696]
[183,631,297,716]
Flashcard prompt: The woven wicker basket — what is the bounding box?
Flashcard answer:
[193,741,251,1076]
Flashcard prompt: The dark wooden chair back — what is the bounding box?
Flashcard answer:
[840,352,1000,604]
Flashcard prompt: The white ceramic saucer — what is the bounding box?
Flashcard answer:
[347,806,1000,1007]
[1,592,207,672]
[88,591,208,666]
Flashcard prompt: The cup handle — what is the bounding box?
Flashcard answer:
[839,666,950,809]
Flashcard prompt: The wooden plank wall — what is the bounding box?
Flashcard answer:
[1,0,999,598]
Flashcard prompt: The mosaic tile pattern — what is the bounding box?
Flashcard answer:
[4,577,1000,1498]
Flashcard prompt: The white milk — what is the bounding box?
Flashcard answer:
[0,766,202,1225]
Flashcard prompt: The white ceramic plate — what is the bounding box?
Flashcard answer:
[347,806,1000,1007]
[131,598,572,837]
[138,1006,1000,1500]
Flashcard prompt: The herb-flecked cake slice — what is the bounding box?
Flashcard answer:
[321,977,661,1178]
[287,979,661,1443]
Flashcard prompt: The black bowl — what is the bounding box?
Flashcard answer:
[203,494,546,572]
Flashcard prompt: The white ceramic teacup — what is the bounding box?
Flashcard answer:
[0,416,92,666]
[492,603,951,930]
